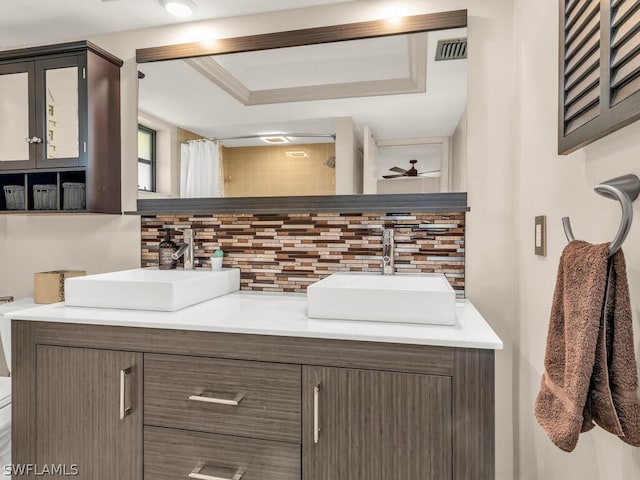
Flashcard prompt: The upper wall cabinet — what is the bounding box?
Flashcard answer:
[559,0,640,154]
[0,41,122,213]
[0,55,85,170]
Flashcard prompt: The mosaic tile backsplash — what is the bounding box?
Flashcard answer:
[141,212,465,296]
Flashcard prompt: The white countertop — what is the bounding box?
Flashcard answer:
[5,292,503,350]
[0,298,37,313]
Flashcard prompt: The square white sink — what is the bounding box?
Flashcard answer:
[307,272,456,325]
[65,268,240,311]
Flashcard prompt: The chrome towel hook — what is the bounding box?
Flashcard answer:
[562,174,640,257]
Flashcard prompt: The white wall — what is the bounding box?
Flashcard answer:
[513,0,640,478]
[335,116,362,194]
[377,176,439,194]
[362,125,377,194]
[4,215,140,299]
[464,2,516,478]
[451,106,468,192]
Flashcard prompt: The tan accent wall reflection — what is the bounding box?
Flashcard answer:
[222,143,336,197]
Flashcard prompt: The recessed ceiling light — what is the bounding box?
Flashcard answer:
[160,0,197,18]
[260,136,290,144]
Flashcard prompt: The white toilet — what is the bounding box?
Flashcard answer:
[0,299,36,476]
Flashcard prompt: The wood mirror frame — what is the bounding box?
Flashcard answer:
[134,9,469,215]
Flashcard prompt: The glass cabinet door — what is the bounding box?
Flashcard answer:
[0,62,35,170]
[45,67,79,160]
[37,56,84,168]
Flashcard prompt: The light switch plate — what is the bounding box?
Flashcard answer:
[535,216,547,256]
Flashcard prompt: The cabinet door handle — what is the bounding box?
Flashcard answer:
[313,383,321,444]
[119,367,132,420]
[189,391,245,406]
[188,464,244,480]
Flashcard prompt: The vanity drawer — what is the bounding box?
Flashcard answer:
[144,426,300,480]
[144,354,301,443]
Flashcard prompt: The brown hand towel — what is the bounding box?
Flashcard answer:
[535,241,609,451]
[585,256,624,437]
[588,249,640,446]
[534,241,640,451]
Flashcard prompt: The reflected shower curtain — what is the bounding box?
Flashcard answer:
[180,140,224,197]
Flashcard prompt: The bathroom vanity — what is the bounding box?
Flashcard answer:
[8,293,501,480]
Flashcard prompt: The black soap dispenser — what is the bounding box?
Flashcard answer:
[158,229,177,270]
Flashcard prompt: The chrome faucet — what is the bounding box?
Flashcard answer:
[381,228,395,275]
[171,228,195,270]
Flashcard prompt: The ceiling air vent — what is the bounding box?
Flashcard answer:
[435,38,467,61]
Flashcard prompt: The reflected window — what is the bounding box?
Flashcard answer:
[138,125,156,192]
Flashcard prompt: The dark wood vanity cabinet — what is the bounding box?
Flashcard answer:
[0,41,122,213]
[35,345,142,479]
[303,367,453,480]
[13,322,494,480]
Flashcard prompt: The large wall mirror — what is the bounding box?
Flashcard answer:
[136,10,468,207]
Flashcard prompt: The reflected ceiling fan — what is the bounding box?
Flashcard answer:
[382,160,441,179]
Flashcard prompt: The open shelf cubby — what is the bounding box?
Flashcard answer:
[0,170,87,213]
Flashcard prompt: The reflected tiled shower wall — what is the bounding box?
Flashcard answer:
[141,211,466,296]
[222,143,336,197]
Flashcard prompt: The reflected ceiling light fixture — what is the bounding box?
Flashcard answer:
[260,136,290,144]
[285,150,310,158]
[160,0,197,18]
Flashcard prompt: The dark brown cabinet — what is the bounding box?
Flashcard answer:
[14,322,494,480]
[0,41,122,213]
[303,366,453,480]
[36,346,142,479]
[0,54,85,170]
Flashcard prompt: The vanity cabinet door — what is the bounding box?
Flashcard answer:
[302,366,452,480]
[36,345,142,480]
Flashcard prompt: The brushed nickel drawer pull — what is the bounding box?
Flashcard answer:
[313,383,321,444]
[188,391,245,406]
[119,367,132,420]
[188,464,244,480]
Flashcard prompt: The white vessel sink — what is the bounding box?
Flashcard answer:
[65,268,241,311]
[307,272,456,325]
